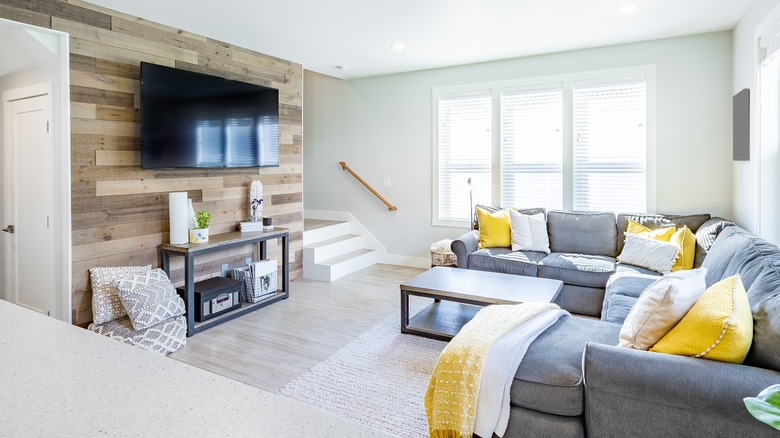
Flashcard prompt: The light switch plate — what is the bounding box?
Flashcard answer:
[382,178,391,188]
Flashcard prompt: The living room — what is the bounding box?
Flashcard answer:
[1,0,780,436]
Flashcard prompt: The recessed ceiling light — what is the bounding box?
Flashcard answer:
[390,43,405,51]
[617,4,639,13]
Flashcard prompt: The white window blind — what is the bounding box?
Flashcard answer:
[437,91,492,222]
[573,78,647,213]
[500,85,563,210]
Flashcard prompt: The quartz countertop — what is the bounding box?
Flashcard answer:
[0,300,392,437]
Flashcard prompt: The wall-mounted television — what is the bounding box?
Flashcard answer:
[140,62,280,169]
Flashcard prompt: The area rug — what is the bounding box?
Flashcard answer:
[278,299,446,437]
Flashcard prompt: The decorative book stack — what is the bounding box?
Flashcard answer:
[239,221,264,232]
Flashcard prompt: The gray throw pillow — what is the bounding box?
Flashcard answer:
[90,265,152,324]
[116,269,186,331]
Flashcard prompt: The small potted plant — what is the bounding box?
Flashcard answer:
[189,211,213,243]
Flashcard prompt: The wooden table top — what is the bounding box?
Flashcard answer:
[401,266,562,304]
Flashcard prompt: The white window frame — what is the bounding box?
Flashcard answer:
[432,65,657,228]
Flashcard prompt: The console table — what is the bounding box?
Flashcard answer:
[160,228,289,336]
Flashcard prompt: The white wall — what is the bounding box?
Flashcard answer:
[304,32,734,262]
[732,0,780,237]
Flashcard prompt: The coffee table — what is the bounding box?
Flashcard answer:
[400,267,563,341]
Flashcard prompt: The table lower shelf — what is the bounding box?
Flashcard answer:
[191,290,288,334]
[404,300,483,341]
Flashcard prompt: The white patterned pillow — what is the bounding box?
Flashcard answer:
[617,234,680,274]
[90,265,152,324]
[116,269,185,331]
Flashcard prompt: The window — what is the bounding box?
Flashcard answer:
[433,66,655,227]
[573,79,647,212]
[500,85,564,210]
[435,90,492,222]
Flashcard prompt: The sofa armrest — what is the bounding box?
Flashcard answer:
[451,230,478,269]
[583,343,780,437]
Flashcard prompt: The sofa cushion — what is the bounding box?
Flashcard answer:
[512,315,620,416]
[468,247,546,277]
[476,207,511,249]
[547,211,617,257]
[617,234,679,274]
[510,210,550,253]
[473,204,545,230]
[617,268,707,350]
[616,212,710,254]
[651,274,753,364]
[538,253,615,288]
[701,226,780,370]
[601,272,659,324]
[693,217,735,268]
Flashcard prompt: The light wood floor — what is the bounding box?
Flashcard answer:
[169,264,425,393]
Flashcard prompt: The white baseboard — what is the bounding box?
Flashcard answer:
[385,254,431,269]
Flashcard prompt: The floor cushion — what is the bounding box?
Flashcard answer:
[88,315,187,356]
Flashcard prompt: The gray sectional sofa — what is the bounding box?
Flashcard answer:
[452,209,713,317]
[451,211,780,437]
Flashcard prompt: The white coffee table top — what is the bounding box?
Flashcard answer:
[401,266,562,304]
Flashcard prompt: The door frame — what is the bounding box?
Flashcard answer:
[1,19,71,323]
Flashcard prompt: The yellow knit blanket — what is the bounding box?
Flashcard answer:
[424,302,559,438]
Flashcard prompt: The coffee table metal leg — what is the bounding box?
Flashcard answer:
[401,289,409,334]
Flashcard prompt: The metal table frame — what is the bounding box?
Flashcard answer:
[160,228,289,336]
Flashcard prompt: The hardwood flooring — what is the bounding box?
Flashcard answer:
[169,264,425,393]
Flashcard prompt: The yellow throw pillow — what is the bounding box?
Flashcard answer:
[477,207,511,249]
[650,274,753,364]
[627,220,676,241]
[670,226,696,271]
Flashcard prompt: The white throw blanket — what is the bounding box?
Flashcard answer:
[473,308,568,437]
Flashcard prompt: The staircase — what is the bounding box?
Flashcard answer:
[303,216,384,281]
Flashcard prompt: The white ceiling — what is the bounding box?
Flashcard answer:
[83,0,754,80]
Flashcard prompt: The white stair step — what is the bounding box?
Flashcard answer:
[303,220,350,245]
[304,234,363,264]
[323,249,379,281]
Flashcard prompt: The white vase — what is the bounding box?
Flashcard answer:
[189,227,209,243]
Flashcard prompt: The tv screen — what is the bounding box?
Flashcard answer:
[140,62,279,169]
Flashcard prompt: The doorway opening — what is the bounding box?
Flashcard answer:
[0,19,71,322]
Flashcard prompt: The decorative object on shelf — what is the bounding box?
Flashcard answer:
[168,192,189,244]
[744,384,780,430]
[263,216,273,231]
[187,198,197,229]
[229,259,278,303]
[249,180,263,222]
[189,211,213,243]
[239,221,263,232]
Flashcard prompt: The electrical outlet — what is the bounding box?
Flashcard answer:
[382,178,391,188]
[220,263,229,276]
[246,258,253,266]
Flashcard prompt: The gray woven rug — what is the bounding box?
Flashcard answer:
[278,299,446,437]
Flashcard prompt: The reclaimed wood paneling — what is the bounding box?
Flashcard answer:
[0,0,304,325]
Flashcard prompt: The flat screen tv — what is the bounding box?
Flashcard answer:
[140,62,279,169]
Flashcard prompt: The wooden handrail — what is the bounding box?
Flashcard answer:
[339,161,398,211]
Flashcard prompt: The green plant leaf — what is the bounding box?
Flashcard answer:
[744,384,780,430]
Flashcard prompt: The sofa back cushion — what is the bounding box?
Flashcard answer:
[616,213,710,255]
[547,210,617,257]
[701,226,780,371]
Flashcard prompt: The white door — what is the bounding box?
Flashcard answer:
[4,92,54,315]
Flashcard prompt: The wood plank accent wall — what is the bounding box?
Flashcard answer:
[0,0,304,326]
